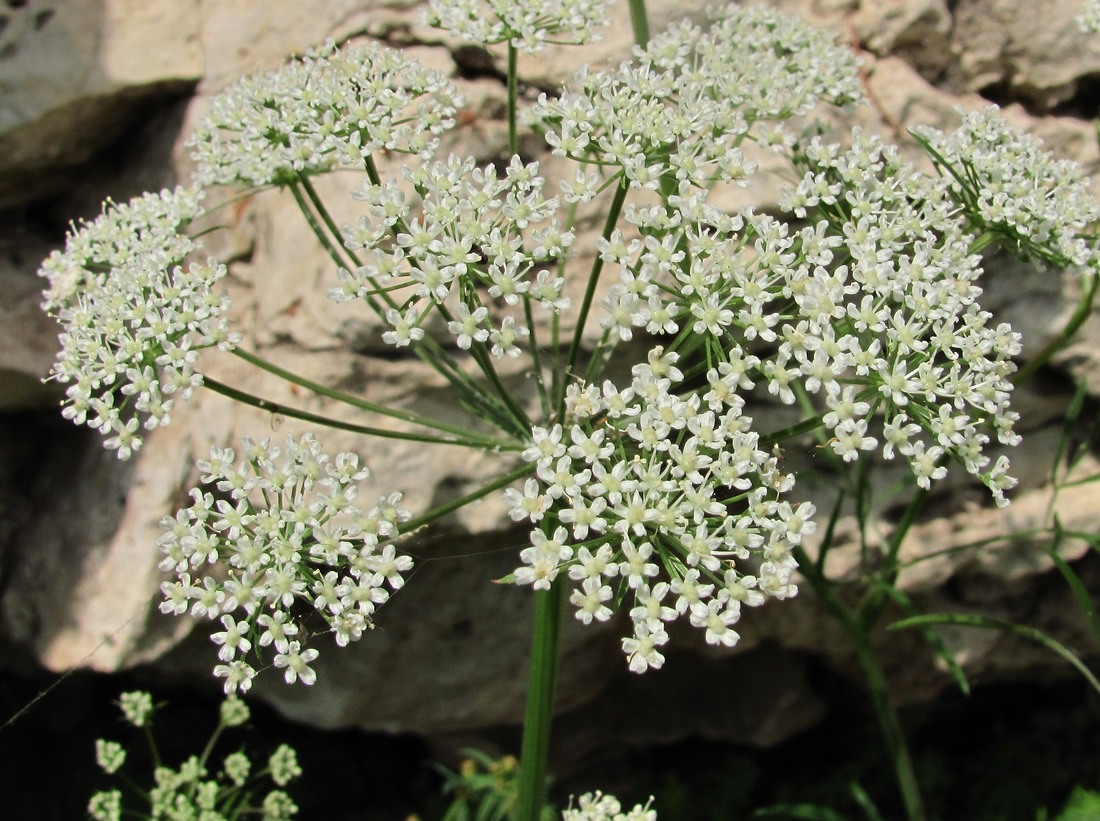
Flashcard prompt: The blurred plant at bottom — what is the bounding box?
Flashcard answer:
[430,749,653,821]
[87,691,301,821]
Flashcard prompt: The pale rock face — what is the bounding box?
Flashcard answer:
[854,0,953,80]
[2,0,1100,753]
[0,0,203,206]
[952,0,1100,110]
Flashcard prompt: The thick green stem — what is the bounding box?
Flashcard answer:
[628,0,651,48]
[515,577,565,821]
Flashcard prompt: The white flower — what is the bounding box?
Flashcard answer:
[190,42,461,186]
[40,187,235,458]
[424,0,613,53]
[382,307,426,347]
[563,791,657,821]
[211,614,253,661]
[274,641,320,686]
[159,434,412,686]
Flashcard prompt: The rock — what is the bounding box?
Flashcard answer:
[0,232,59,410]
[950,0,1100,111]
[0,0,203,208]
[853,0,953,80]
[2,0,1100,762]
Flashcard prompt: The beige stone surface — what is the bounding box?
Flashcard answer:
[3,0,1100,747]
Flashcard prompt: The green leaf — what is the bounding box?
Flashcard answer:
[890,613,1100,697]
[879,585,970,695]
[1050,786,1100,821]
[848,783,884,821]
[1047,532,1100,648]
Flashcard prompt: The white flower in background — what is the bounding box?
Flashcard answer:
[39,186,237,459]
[157,433,412,692]
[190,41,462,187]
[563,791,657,820]
[1079,0,1100,32]
[534,4,860,191]
[424,0,613,52]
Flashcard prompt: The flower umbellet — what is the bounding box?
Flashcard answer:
[39,186,237,459]
[190,41,462,188]
[89,691,302,821]
[913,106,1100,269]
[511,347,805,670]
[157,433,412,692]
[423,0,614,52]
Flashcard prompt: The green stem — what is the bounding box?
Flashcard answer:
[515,576,566,821]
[355,157,528,435]
[525,297,552,420]
[628,0,651,48]
[289,181,358,273]
[850,627,927,821]
[892,613,1100,698]
[508,44,519,157]
[435,302,533,437]
[560,180,628,413]
[401,461,534,533]
[200,375,517,450]
[229,347,517,448]
[794,547,926,821]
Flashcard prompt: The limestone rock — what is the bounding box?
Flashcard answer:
[950,0,1100,111]
[853,0,953,80]
[3,0,1100,760]
[0,0,203,207]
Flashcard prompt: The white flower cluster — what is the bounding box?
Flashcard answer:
[562,791,656,821]
[39,186,204,310]
[41,186,237,459]
[533,4,860,189]
[424,0,613,53]
[190,41,462,188]
[333,155,573,355]
[777,131,1021,504]
[595,126,1019,507]
[157,433,412,693]
[508,348,808,672]
[914,106,1100,269]
[1079,0,1100,32]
